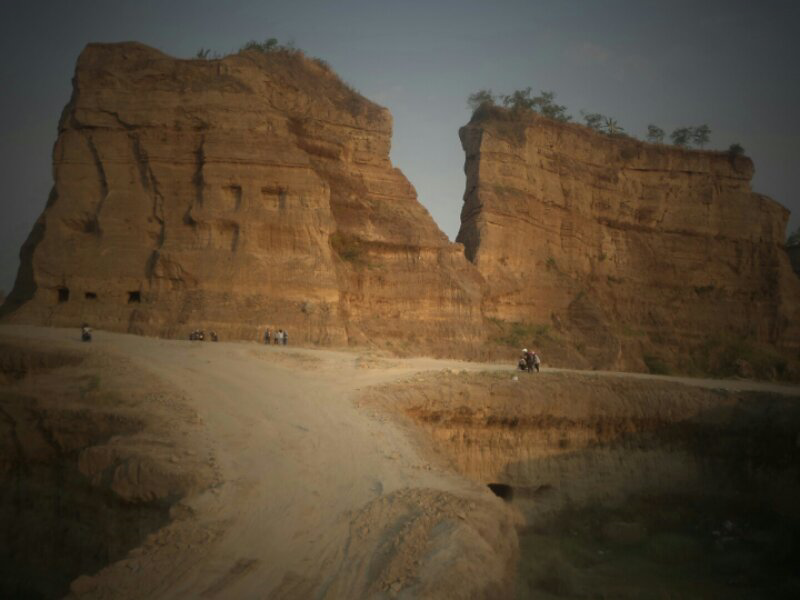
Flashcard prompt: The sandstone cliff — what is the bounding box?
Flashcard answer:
[458,107,800,374]
[2,42,483,351]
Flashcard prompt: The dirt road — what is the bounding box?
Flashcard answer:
[1,326,518,598]
[1,325,797,598]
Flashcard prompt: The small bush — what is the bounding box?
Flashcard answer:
[330,231,366,265]
[241,37,280,53]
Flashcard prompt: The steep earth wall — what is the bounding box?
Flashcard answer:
[458,108,800,371]
[365,371,800,598]
[0,339,213,598]
[1,42,484,352]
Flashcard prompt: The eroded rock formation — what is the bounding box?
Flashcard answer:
[3,42,799,373]
[0,339,213,598]
[1,42,483,351]
[458,108,800,372]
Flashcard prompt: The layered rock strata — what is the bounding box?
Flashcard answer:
[2,42,483,350]
[458,108,800,370]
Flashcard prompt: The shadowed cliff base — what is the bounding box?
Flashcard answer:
[364,370,800,598]
[0,338,214,598]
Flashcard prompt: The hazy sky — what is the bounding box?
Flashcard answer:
[1,0,799,294]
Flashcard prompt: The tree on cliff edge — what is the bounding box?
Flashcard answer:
[671,127,692,147]
[500,89,571,121]
[692,125,711,148]
[646,124,665,144]
[467,89,496,111]
[530,91,571,122]
[603,118,624,136]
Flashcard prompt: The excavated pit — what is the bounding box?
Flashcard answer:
[368,371,800,598]
[0,341,206,599]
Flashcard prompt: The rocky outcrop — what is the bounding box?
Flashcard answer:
[458,107,800,372]
[0,339,213,598]
[1,42,484,352]
[3,42,798,373]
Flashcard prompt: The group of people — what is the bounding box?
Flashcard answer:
[519,348,541,373]
[264,328,288,346]
[189,329,218,342]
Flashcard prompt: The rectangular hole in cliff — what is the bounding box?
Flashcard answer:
[128,291,141,304]
[260,186,283,210]
[225,185,243,211]
[57,287,69,303]
[84,292,97,300]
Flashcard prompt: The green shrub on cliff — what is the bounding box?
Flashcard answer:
[469,88,571,122]
[670,125,711,149]
[241,37,280,53]
[727,142,745,158]
[467,89,496,111]
[581,111,606,131]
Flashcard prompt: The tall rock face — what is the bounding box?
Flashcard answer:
[458,108,800,372]
[2,42,483,350]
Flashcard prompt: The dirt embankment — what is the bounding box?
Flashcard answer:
[363,370,800,598]
[0,338,214,598]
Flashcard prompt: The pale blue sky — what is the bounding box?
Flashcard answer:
[1,0,798,293]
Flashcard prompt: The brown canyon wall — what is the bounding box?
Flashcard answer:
[458,108,800,372]
[1,42,484,351]
[3,42,799,372]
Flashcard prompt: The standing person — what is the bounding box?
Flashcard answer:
[532,350,541,373]
[283,330,288,346]
[275,329,282,345]
[264,329,271,345]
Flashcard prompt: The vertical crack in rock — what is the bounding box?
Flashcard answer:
[85,133,108,236]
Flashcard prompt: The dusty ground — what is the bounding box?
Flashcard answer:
[0,325,519,599]
[1,325,798,599]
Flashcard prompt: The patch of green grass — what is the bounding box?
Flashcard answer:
[330,231,368,266]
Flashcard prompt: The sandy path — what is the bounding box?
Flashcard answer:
[1,326,515,598]
[1,325,797,598]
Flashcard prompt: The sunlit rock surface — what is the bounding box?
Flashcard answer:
[2,42,484,352]
[457,108,800,371]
